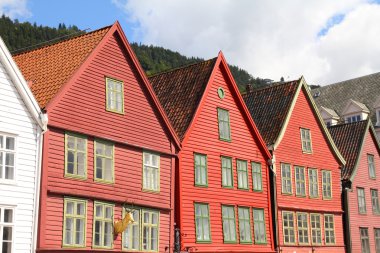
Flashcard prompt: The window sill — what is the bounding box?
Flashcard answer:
[64,174,87,181]
[142,188,160,194]
[94,179,115,185]
[0,179,17,185]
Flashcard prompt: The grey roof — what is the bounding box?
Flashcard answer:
[321,106,339,118]
[311,72,380,125]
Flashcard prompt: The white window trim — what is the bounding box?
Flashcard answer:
[0,132,18,185]
[0,205,16,253]
[142,151,160,192]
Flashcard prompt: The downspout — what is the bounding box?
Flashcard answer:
[343,180,352,253]
[31,113,48,253]
[268,151,279,252]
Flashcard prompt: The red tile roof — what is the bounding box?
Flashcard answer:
[148,58,217,141]
[328,120,368,181]
[13,26,110,108]
[242,79,300,145]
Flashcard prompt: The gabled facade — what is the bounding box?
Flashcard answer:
[341,99,369,124]
[13,22,180,252]
[149,53,275,252]
[320,106,340,126]
[329,120,380,253]
[0,37,46,252]
[244,77,346,253]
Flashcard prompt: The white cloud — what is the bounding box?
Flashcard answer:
[0,0,31,19]
[115,0,380,85]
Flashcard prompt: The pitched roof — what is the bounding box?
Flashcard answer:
[328,120,368,180]
[242,79,300,145]
[312,72,380,125]
[13,25,111,108]
[321,106,339,118]
[148,58,217,141]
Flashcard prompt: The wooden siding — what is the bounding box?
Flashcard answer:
[348,130,380,253]
[48,32,172,154]
[274,87,345,252]
[178,64,274,252]
[0,59,40,252]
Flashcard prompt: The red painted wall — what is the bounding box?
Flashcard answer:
[38,30,177,252]
[178,63,274,252]
[274,86,345,252]
[348,129,380,253]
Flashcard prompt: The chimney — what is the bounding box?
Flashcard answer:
[246,84,253,93]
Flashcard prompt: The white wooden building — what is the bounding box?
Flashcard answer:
[0,37,47,253]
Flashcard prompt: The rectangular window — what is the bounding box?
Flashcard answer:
[375,228,380,253]
[372,189,380,214]
[0,206,14,253]
[346,115,361,123]
[238,207,252,243]
[368,154,376,179]
[237,160,248,189]
[252,162,262,191]
[194,153,207,187]
[217,108,231,141]
[324,214,335,245]
[106,77,124,114]
[142,210,159,251]
[194,203,211,242]
[282,211,295,244]
[308,169,319,198]
[63,198,86,247]
[93,202,113,248]
[360,228,370,253]
[300,128,312,153]
[358,188,367,214]
[297,213,309,245]
[281,163,292,194]
[295,166,306,196]
[222,205,237,243]
[310,214,322,245]
[123,209,140,250]
[322,170,332,199]
[65,133,87,178]
[94,140,114,183]
[253,208,266,244]
[0,134,16,181]
[221,156,233,188]
[143,152,160,191]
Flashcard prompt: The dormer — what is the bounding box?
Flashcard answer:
[341,99,369,123]
[374,97,380,126]
[320,106,340,126]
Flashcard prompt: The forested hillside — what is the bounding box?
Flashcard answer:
[0,15,269,90]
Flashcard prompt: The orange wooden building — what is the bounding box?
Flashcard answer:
[149,53,275,252]
[14,22,180,252]
[243,78,346,253]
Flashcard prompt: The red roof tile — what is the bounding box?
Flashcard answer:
[328,120,368,181]
[148,58,217,140]
[242,79,300,145]
[13,26,110,108]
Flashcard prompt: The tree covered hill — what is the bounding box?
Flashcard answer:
[0,15,269,91]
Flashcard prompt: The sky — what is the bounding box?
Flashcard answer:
[1,0,380,85]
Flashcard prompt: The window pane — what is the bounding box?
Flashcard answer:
[5,137,15,150]
[194,154,207,186]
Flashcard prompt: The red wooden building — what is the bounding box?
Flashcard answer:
[243,78,346,253]
[13,22,180,252]
[149,53,275,252]
[329,120,380,253]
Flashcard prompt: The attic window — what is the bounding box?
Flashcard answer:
[217,87,225,99]
[345,115,361,123]
[106,77,124,114]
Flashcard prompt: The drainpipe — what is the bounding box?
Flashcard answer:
[31,113,48,253]
[268,154,279,252]
[174,227,181,253]
[342,180,352,253]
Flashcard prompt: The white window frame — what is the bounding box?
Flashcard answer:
[0,205,15,253]
[297,212,309,245]
[372,189,380,214]
[92,202,114,249]
[0,133,17,183]
[322,170,332,199]
[282,211,295,245]
[308,168,319,198]
[281,163,292,194]
[300,128,312,153]
[368,154,376,179]
[324,214,335,245]
[63,198,87,247]
[358,187,367,214]
[310,213,322,245]
[143,152,160,192]
[345,114,361,123]
[295,166,306,197]
[360,227,370,253]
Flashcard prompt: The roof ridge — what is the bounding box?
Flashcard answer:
[321,71,380,88]
[12,24,112,57]
[245,78,301,94]
[148,57,217,78]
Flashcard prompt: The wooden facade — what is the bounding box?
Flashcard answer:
[150,53,275,252]
[14,22,180,252]
[244,78,346,253]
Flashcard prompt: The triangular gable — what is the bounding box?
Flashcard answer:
[0,37,46,129]
[181,52,271,159]
[320,106,340,120]
[342,99,370,115]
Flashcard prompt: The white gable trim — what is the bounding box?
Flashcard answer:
[342,99,370,116]
[0,37,47,130]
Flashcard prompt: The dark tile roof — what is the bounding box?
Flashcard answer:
[148,58,217,141]
[242,79,300,145]
[13,26,110,108]
[312,72,380,125]
[328,120,368,180]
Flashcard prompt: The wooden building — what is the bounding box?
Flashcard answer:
[243,77,346,253]
[329,120,380,253]
[13,22,180,252]
[149,53,275,252]
[0,37,46,252]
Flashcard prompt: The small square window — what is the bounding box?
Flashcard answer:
[106,77,124,114]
